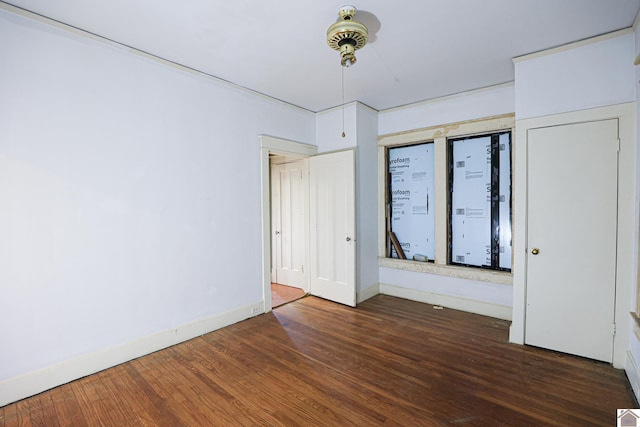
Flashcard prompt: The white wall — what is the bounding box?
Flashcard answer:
[511,31,637,370]
[376,85,515,319]
[378,83,514,136]
[378,270,511,306]
[0,7,315,405]
[315,102,380,301]
[514,31,636,119]
[627,22,640,400]
[355,104,380,301]
[316,103,358,153]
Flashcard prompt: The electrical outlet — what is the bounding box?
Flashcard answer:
[250,303,263,317]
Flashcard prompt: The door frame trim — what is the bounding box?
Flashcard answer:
[509,102,636,368]
[259,135,317,312]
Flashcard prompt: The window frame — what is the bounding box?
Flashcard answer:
[386,141,436,261]
[377,114,515,284]
[448,131,512,272]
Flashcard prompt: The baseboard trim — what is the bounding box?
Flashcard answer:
[357,283,380,304]
[0,300,264,407]
[379,283,512,320]
[626,350,640,402]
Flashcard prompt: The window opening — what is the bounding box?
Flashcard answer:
[448,132,511,271]
[387,142,435,261]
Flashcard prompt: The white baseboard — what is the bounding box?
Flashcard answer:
[357,282,380,303]
[0,300,264,407]
[379,283,512,321]
[626,350,640,402]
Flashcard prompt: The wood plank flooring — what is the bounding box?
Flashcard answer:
[271,283,306,308]
[1,295,636,426]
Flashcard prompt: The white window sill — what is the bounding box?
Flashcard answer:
[378,257,513,285]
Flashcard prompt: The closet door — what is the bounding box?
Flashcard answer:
[525,119,618,362]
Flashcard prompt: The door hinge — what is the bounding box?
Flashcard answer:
[612,323,617,336]
[617,139,621,152]
[301,265,304,274]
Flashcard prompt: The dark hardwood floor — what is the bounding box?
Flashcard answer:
[1,295,636,426]
[271,283,306,308]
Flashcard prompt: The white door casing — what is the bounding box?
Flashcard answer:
[260,136,317,312]
[309,150,356,307]
[270,160,307,288]
[525,119,618,362]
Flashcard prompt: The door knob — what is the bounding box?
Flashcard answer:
[346,237,352,242]
[531,248,539,255]
[275,231,280,235]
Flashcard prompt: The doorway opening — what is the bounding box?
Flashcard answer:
[271,283,306,308]
[260,135,357,312]
[260,135,317,312]
[269,152,310,307]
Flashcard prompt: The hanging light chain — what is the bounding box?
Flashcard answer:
[342,66,346,138]
[327,6,368,139]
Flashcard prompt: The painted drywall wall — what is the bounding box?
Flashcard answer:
[315,103,380,301]
[379,268,512,315]
[626,22,640,400]
[316,103,358,152]
[628,325,640,399]
[355,104,380,301]
[0,8,315,404]
[514,31,635,120]
[378,83,514,136]
[376,85,515,317]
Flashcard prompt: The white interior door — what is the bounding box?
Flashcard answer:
[271,160,307,289]
[309,150,356,307]
[525,119,618,362]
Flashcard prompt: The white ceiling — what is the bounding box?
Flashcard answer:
[5,0,640,112]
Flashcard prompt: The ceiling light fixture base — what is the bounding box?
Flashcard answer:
[327,5,368,67]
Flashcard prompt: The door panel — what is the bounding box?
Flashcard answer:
[309,150,356,307]
[525,119,618,362]
[271,161,307,288]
